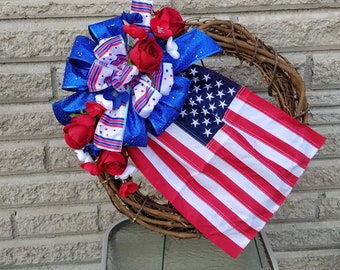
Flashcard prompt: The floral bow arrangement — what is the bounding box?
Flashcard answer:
[52,0,221,197]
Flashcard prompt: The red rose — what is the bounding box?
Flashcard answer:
[63,114,96,149]
[80,162,101,176]
[151,7,185,39]
[97,150,128,176]
[129,36,163,73]
[86,101,106,118]
[119,182,138,197]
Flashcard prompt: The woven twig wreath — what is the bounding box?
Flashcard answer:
[98,19,309,238]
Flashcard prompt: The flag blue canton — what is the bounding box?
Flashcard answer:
[175,65,242,145]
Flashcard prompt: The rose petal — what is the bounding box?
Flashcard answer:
[80,162,102,176]
[119,182,138,197]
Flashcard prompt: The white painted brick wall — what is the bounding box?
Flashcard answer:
[0,0,339,269]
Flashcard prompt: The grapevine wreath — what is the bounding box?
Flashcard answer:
[53,0,325,258]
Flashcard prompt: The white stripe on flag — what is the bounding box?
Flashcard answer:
[157,124,281,215]
[212,127,293,197]
[228,95,319,158]
[229,124,305,177]
[148,132,268,231]
[136,142,251,249]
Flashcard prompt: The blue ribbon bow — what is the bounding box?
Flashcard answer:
[52,15,222,149]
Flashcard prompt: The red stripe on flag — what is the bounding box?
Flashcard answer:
[148,139,260,239]
[208,136,289,204]
[219,124,300,188]
[225,109,311,169]
[128,143,245,258]
[235,87,326,149]
[156,131,275,222]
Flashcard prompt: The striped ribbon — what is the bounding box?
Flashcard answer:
[87,36,138,93]
[130,0,153,30]
[132,63,174,118]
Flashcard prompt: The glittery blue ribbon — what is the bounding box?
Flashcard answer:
[52,15,222,147]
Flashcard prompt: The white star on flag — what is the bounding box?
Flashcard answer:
[191,119,200,127]
[179,109,187,118]
[203,128,212,137]
[206,92,214,101]
[190,67,198,76]
[217,89,225,98]
[228,87,236,95]
[203,73,211,82]
[215,80,223,88]
[190,108,199,117]
[196,95,204,103]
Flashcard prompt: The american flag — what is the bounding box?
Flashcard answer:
[128,65,326,258]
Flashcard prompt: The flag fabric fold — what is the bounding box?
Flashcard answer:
[128,65,326,258]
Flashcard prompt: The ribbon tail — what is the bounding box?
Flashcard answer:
[123,99,148,147]
[93,104,129,152]
[152,62,174,96]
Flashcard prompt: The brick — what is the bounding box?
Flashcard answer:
[53,62,70,99]
[308,107,340,126]
[0,0,171,19]
[318,190,340,218]
[0,19,91,59]
[265,220,340,251]
[15,205,99,237]
[308,89,340,107]
[0,104,62,140]
[224,10,340,51]
[312,126,340,159]
[0,63,52,102]
[0,234,102,267]
[312,52,340,89]
[47,139,80,171]
[297,159,340,189]
[272,191,318,221]
[274,249,340,270]
[0,211,12,240]
[0,141,46,175]
[99,203,124,231]
[0,173,108,207]
[173,0,338,13]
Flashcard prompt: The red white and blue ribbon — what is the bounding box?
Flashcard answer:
[87,36,138,93]
[94,100,128,152]
[130,0,153,30]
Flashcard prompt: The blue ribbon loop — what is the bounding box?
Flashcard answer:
[163,28,222,74]
[52,92,95,125]
[88,17,125,44]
